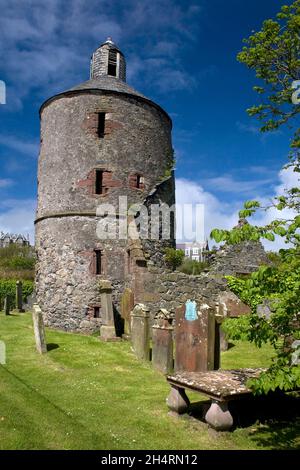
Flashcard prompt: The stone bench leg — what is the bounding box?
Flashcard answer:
[167,385,190,416]
[205,399,233,431]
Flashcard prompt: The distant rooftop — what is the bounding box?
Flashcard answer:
[0,232,30,247]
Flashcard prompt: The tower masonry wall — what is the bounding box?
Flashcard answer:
[37,93,173,218]
[35,90,175,332]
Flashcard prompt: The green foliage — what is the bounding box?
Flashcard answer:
[0,279,34,309]
[211,1,300,394]
[237,0,300,150]
[7,256,35,270]
[0,244,33,261]
[164,248,184,271]
[0,244,35,280]
[267,251,285,267]
[222,315,252,342]
[179,258,209,275]
[221,255,300,394]
[163,149,176,178]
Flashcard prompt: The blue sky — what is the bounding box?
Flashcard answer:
[0,0,298,246]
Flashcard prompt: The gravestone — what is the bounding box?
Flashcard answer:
[130,304,150,361]
[32,304,47,354]
[219,327,228,352]
[152,309,174,375]
[217,291,251,318]
[0,340,5,364]
[121,288,134,338]
[175,301,216,372]
[99,280,120,341]
[4,296,10,316]
[16,281,24,313]
[216,291,251,353]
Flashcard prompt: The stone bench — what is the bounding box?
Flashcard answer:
[166,368,265,431]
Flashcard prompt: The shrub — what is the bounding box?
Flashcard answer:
[179,258,209,275]
[0,245,35,279]
[8,256,35,270]
[164,248,185,271]
[0,280,34,309]
[266,251,282,267]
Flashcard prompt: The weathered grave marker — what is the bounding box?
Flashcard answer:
[130,304,150,361]
[175,301,216,372]
[152,309,174,375]
[121,288,134,338]
[4,296,10,316]
[16,281,24,313]
[99,280,120,341]
[0,340,5,365]
[32,304,47,354]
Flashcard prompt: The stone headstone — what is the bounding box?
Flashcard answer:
[24,293,36,311]
[152,310,173,374]
[121,288,134,336]
[219,327,229,352]
[217,291,251,318]
[175,301,216,372]
[130,304,150,361]
[0,340,5,364]
[99,280,119,341]
[4,296,10,316]
[16,281,24,313]
[32,304,47,354]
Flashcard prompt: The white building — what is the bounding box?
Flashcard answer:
[176,241,209,262]
[0,232,30,248]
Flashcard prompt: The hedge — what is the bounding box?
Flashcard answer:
[0,280,34,309]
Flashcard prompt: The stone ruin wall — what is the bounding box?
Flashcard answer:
[126,240,269,325]
[209,240,270,276]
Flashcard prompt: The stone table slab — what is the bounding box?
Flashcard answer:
[167,368,266,402]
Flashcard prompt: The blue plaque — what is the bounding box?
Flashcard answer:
[185,300,197,321]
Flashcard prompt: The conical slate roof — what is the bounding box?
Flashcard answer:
[40,76,171,123]
[68,76,147,99]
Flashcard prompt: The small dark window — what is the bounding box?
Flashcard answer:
[95,170,103,195]
[108,50,117,77]
[95,249,102,275]
[93,306,100,318]
[136,174,144,189]
[98,113,106,138]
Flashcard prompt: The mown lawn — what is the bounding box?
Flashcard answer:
[0,312,298,450]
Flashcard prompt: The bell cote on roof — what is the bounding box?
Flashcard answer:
[90,37,126,82]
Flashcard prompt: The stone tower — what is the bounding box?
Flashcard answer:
[35,38,175,332]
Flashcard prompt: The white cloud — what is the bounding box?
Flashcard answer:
[0,178,13,188]
[0,198,36,243]
[251,166,299,251]
[236,121,260,135]
[0,134,39,157]
[236,121,282,139]
[176,165,299,251]
[176,177,239,243]
[0,0,204,107]
[205,174,274,194]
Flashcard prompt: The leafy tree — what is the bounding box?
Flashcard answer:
[237,0,300,150]
[164,248,184,271]
[211,1,300,394]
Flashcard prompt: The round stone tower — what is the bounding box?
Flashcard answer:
[35,38,175,332]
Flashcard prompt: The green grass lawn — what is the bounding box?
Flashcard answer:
[0,312,299,450]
